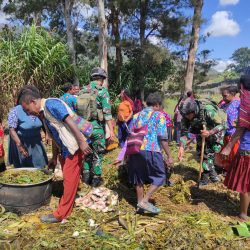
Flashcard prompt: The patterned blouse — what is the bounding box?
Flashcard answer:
[221,99,240,136]
[60,93,77,112]
[132,107,168,152]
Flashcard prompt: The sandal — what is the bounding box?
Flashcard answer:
[137,202,161,214]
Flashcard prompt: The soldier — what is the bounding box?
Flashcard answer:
[77,67,115,187]
[178,97,227,186]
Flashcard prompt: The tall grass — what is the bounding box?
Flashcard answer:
[0,25,73,118]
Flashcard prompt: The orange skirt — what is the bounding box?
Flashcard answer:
[214,135,240,171]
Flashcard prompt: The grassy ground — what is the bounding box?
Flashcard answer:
[0,143,249,249]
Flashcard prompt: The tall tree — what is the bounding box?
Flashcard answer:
[184,0,203,93]
[109,1,122,84]
[231,47,250,73]
[62,0,79,85]
[97,0,108,87]
[106,0,188,96]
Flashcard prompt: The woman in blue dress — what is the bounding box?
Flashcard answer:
[8,89,48,168]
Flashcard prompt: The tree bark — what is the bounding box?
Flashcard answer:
[97,0,108,88]
[33,11,42,26]
[63,0,79,85]
[139,0,148,100]
[110,3,122,84]
[184,0,203,93]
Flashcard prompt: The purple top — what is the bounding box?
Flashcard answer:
[221,99,240,136]
[240,130,250,151]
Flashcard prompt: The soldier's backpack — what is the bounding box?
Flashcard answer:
[76,86,103,121]
[198,98,227,127]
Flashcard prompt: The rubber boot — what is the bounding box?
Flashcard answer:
[82,170,91,185]
[91,175,103,187]
[209,168,220,183]
[199,171,210,187]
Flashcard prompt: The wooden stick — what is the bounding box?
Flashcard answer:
[198,124,206,185]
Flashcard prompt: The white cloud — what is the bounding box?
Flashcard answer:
[219,0,240,6]
[74,2,97,19]
[204,11,240,37]
[0,0,12,24]
[148,36,161,45]
[0,10,10,24]
[212,60,235,72]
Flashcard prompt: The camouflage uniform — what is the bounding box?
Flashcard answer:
[180,100,226,172]
[83,81,112,176]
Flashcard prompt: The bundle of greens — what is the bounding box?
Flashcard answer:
[0,170,52,185]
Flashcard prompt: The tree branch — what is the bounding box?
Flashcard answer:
[145,26,158,40]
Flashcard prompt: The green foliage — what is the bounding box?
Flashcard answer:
[0,25,73,115]
[108,43,175,100]
[231,47,250,72]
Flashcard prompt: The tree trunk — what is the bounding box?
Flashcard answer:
[34,11,42,26]
[110,3,122,84]
[97,0,108,88]
[63,0,79,85]
[139,0,148,100]
[184,0,203,93]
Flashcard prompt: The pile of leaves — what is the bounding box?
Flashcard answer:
[0,169,52,185]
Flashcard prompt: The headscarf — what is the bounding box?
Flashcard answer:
[179,97,198,117]
[121,90,134,111]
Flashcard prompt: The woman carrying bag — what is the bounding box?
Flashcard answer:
[127,92,174,214]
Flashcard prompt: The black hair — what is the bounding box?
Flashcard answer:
[122,89,132,99]
[17,85,41,105]
[18,86,41,104]
[61,83,73,93]
[186,91,193,97]
[239,75,250,91]
[91,75,105,81]
[221,85,238,96]
[146,92,163,107]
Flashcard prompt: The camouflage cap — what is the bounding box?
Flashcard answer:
[179,97,198,116]
[91,67,107,79]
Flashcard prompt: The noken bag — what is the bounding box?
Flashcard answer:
[126,111,154,155]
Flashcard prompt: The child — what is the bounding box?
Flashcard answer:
[0,118,6,172]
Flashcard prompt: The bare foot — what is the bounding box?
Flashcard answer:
[238,213,249,221]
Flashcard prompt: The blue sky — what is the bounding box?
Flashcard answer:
[200,0,250,71]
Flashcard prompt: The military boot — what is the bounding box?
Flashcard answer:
[209,168,220,183]
[199,171,210,187]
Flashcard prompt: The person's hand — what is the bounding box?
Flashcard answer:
[79,141,92,156]
[48,157,57,171]
[17,144,29,157]
[178,146,184,162]
[201,129,210,138]
[166,157,174,167]
[220,145,232,157]
[108,130,116,142]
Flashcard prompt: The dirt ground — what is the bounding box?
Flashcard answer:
[1,142,250,249]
